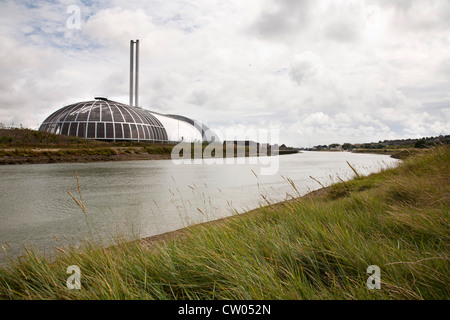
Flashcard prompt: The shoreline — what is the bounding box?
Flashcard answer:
[136,149,404,249]
[0,152,172,165]
[351,148,417,160]
[139,185,330,250]
[0,149,300,165]
[1,146,447,299]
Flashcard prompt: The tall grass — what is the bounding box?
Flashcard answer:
[0,146,448,299]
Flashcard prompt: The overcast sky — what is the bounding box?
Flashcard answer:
[0,0,449,147]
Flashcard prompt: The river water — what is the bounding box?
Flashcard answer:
[0,152,399,263]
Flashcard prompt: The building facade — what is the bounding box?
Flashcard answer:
[39,97,216,143]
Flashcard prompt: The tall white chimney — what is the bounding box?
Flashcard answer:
[135,39,139,108]
[129,39,139,107]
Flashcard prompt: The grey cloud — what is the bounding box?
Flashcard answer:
[372,0,450,33]
[324,19,361,43]
[187,90,209,106]
[289,53,321,85]
[0,0,449,146]
[372,0,416,11]
[249,0,312,40]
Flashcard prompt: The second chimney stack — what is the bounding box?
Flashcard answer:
[129,39,139,107]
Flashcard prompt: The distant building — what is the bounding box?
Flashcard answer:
[223,140,260,147]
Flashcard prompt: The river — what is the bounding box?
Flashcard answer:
[0,152,399,264]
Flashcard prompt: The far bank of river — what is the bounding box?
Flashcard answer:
[0,146,299,165]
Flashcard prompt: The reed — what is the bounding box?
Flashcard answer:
[0,145,448,300]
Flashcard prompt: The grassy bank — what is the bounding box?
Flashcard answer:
[0,128,176,164]
[0,145,175,164]
[351,148,421,160]
[0,146,448,299]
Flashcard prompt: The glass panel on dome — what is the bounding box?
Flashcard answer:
[111,105,125,122]
[140,113,152,126]
[148,126,155,140]
[57,106,76,122]
[121,107,134,122]
[123,123,131,139]
[89,105,101,121]
[156,127,161,140]
[114,123,123,139]
[101,105,113,122]
[47,124,55,134]
[128,109,143,123]
[148,115,157,127]
[75,105,91,121]
[137,125,145,140]
[130,124,138,139]
[69,123,78,136]
[97,122,105,139]
[46,110,63,123]
[105,123,113,138]
[161,128,168,141]
[61,123,70,135]
[142,126,151,140]
[45,105,73,122]
[65,108,80,121]
[78,122,86,138]
[153,117,163,127]
[54,123,62,135]
[157,127,163,140]
[148,126,156,140]
[87,123,96,138]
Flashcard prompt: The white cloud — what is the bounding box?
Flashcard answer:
[0,0,448,146]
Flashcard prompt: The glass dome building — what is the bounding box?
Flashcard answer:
[39,40,219,143]
[39,97,217,143]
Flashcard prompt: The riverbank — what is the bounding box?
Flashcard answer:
[0,147,173,164]
[139,184,331,250]
[0,128,298,165]
[0,146,298,165]
[299,148,418,161]
[0,128,175,164]
[0,145,448,299]
[351,148,420,160]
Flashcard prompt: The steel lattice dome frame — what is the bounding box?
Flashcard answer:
[39,97,218,143]
[39,98,168,142]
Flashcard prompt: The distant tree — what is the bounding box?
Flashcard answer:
[312,145,328,150]
[342,143,353,151]
[414,139,427,149]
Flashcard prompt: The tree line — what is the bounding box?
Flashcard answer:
[305,135,450,151]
